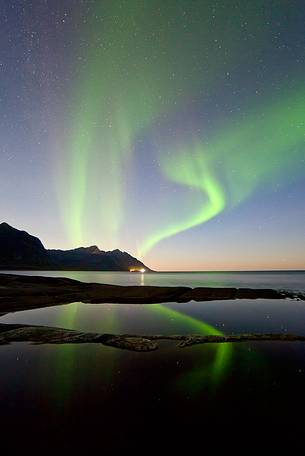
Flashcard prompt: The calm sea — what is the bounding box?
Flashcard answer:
[2,269,305,290]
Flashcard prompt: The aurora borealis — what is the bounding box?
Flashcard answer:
[1,0,305,270]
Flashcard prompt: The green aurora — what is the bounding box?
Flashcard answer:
[53,300,232,392]
[56,1,305,264]
[60,1,261,251]
[149,304,232,386]
[139,87,305,256]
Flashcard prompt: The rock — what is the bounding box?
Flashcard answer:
[0,274,304,315]
[1,323,305,351]
[235,288,285,299]
[179,287,236,301]
[99,334,158,351]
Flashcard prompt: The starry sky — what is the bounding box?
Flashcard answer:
[0,0,304,271]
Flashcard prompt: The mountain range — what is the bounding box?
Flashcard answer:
[0,222,150,271]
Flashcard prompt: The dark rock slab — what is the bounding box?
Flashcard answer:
[0,273,304,316]
[99,334,158,351]
[176,333,305,347]
[0,273,191,313]
[88,285,191,304]
[1,323,305,352]
[234,288,285,299]
[179,287,237,301]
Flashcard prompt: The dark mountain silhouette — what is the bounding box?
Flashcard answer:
[48,246,149,271]
[0,222,50,268]
[0,223,150,271]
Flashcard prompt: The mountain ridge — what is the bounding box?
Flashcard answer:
[0,223,150,271]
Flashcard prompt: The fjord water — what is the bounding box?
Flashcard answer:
[4,269,305,290]
[1,270,305,449]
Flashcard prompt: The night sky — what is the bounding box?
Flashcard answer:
[1,0,304,271]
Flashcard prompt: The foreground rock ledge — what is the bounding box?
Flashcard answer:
[0,273,304,315]
[1,323,305,351]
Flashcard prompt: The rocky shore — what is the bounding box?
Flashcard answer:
[1,273,305,352]
[1,323,305,351]
[1,273,304,315]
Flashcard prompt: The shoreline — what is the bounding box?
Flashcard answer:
[1,323,305,351]
[0,273,305,316]
[1,273,305,352]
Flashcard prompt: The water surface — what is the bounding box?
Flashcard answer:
[1,270,305,449]
[3,269,305,290]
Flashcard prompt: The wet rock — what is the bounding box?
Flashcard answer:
[179,287,236,301]
[1,323,305,352]
[99,334,159,351]
[234,288,285,299]
[0,273,304,316]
